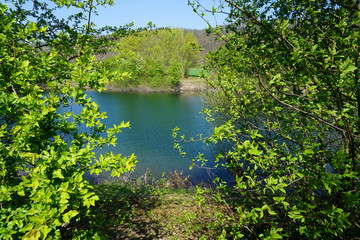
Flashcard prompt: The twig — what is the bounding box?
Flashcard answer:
[257,74,359,139]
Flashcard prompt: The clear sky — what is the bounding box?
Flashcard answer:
[91,0,226,30]
[6,0,227,30]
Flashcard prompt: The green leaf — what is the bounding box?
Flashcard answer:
[53,169,64,179]
[18,190,25,196]
[341,64,357,78]
[22,229,41,240]
[63,210,79,223]
[20,223,34,232]
[60,191,70,204]
[249,147,263,156]
[268,210,277,215]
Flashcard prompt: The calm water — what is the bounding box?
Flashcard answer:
[73,91,228,184]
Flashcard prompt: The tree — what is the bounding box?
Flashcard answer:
[180,0,360,238]
[168,60,183,87]
[0,0,137,238]
[181,31,203,77]
[104,28,201,88]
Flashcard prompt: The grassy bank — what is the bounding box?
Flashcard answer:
[62,172,235,239]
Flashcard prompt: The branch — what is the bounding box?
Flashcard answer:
[86,0,93,36]
[224,0,298,52]
[257,74,359,139]
[187,0,215,29]
[265,59,314,102]
[331,0,360,12]
[1,62,19,98]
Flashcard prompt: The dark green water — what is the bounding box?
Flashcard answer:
[77,91,226,184]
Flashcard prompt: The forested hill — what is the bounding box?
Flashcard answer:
[98,28,221,62]
[101,28,220,90]
[183,28,222,60]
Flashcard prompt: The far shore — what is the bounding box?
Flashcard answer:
[102,78,209,93]
[42,78,210,94]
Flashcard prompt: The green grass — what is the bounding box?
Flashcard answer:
[62,173,231,239]
[188,68,209,77]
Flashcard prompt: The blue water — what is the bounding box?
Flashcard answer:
[74,91,228,184]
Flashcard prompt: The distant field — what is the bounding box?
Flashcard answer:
[188,68,209,77]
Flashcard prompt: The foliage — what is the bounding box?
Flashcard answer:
[167,60,182,87]
[63,177,156,239]
[0,0,137,238]
[184,29,223,63]
[179,0,360,239]
[65,175,230,240]
[103,28,202,89]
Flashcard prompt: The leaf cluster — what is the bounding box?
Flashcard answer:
[0,0,137,238]
[184,0,360,238]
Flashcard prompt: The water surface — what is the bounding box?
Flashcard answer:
[78,91,226,183]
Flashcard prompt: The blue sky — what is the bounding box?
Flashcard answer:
[6,0,226,29]
[91,0,226,29]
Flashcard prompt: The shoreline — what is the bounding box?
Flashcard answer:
[102,78,209,93]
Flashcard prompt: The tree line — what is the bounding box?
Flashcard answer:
[102,28,202,89]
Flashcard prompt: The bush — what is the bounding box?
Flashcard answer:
[181,0,360,238]
[0,1,136,238]
[168,60,183,87]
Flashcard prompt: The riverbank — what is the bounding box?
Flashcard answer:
[62,175,230,239]
[104,77,208,93]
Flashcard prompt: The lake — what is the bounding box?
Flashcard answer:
[73,91,229,184]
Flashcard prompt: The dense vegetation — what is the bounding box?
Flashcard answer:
[1,0,360,239]
[176,0,360,238]
[0,0,137,238]
[102,29,202,89]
